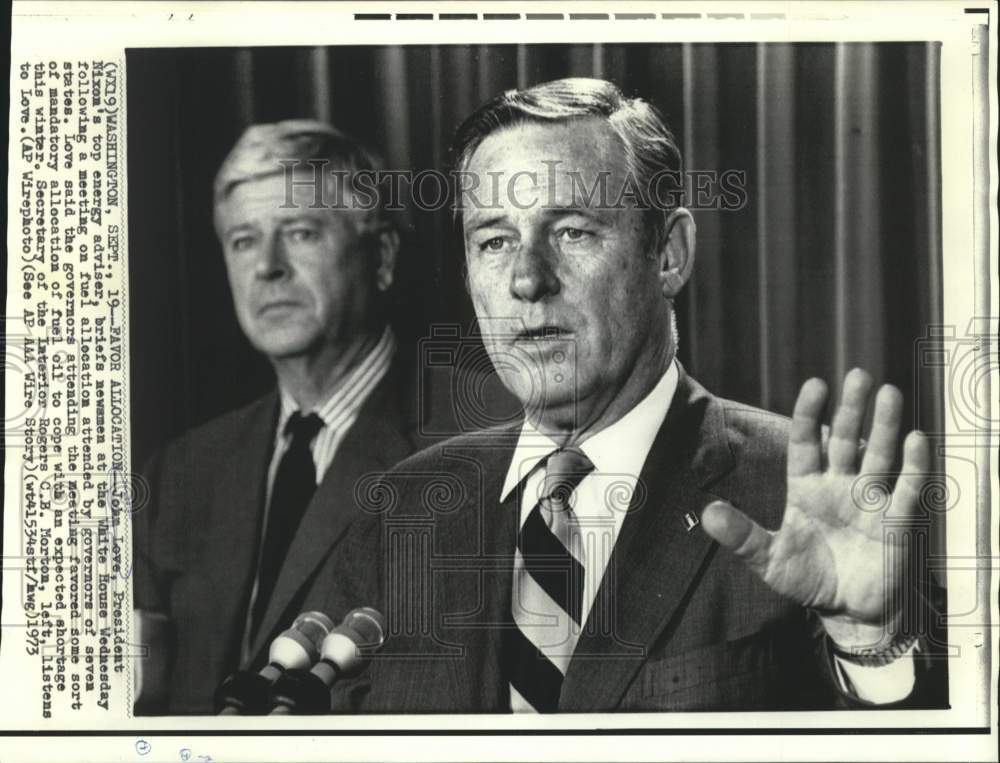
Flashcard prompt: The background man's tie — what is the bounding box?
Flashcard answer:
[506,447,595,712]
[250,411,324,636]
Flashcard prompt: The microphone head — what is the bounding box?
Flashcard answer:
[269,611,335,670]
[318,607,386,677]
[343,607,385,647]
[293,611,335,649]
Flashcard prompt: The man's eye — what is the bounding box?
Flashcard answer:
[558,227,592,243]
[286,228,320,244]
[230,236,255,252]
[479,236,508,253]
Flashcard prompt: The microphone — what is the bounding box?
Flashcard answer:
[214,611,334,715]
[268,607,385,715]
[132,610,171,714]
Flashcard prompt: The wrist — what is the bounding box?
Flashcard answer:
[820,614,895,649]
[821,611,916,667]
[830,632,918,667]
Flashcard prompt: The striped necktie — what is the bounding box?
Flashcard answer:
[506,447,595,712]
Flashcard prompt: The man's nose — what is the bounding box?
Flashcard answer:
[254,233,289,281]
[510,239,560,302]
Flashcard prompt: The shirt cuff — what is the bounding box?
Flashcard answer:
[833,642,917,704]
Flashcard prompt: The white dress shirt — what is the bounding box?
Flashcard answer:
[500,360,914,705]
[240,326,396,661]
[267,326,396,500]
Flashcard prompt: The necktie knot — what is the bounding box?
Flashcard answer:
[541,447,594,514]
[284,411,324,443]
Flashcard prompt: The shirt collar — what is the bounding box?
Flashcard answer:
[276,325,396,436]
[500,360,680,501]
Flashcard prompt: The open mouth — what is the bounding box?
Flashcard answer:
[515,325,572,341]
[258,300,301,315]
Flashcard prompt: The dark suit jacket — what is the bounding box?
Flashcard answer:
[311,369,948,712]
[132,359,439,714]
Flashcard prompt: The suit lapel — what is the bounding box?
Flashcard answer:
[201,392,278,675]
[434,432,520,711]
[248,368,415,661]
[560,372,735,711]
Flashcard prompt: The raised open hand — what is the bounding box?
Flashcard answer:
[701,368,930,648]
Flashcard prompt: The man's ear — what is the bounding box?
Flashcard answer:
[657,208,696,299]
[374,228,399,292]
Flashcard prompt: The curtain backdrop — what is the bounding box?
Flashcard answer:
[127,43,942,473]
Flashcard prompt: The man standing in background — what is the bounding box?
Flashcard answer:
[132,121,436,713]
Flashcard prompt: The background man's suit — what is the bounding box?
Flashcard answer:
[132,360,436,714]
[313,369,947,712]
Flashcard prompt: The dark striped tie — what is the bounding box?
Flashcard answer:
[506,447,595,712]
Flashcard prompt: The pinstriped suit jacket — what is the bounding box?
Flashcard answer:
[133,361,433,714]
[309,369,948,712]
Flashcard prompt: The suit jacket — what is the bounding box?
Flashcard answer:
[132,358,439,714]
[311,369,948,712]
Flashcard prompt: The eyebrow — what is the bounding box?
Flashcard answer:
[465,214,510,233]
[222,214,322,238]
[465,205,610,233]
[222,222,256,239]
[538,204,609,220]
[275,213,322,225]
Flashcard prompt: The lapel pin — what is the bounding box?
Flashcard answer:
[682,511,700,532]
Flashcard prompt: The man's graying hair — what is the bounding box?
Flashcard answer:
[451,77,685,252]
[213,119,392,237]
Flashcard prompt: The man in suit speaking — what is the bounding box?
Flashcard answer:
[131,121,438,713]
[312,77,946,712]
